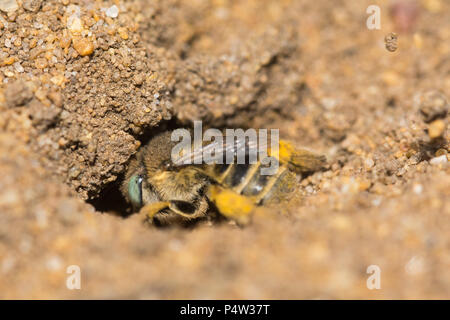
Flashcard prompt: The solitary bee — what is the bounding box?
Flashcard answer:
[122,130,326,226]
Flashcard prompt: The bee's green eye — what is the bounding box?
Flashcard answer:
[128,174,143,209]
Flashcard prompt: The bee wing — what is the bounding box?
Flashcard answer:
[172,137,259,166]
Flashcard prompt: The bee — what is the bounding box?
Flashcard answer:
[121,130,326,226]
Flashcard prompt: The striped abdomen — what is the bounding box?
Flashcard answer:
[203,161,297,205]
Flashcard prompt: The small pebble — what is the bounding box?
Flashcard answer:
[13,61,23,73]
[106,5,119,18]
[429,155,447,165]
[23,0,43,12]
[59,34,72,49]
[364,158,375,169]
[73,38,94,56]
[0,0,18,13]
[371,197,382,206]
[45,256,62,271]
[50,74,67,86]
[118,27,129,40]
[35,58,48,69]
[67,15,84,34]
[133,74,144,85]
[3,56,15,65]
[405,255,425,275]
[413,183,423,195]
[419,90,448,123]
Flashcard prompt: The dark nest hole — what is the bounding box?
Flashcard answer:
[88,119,183,217]
[88,171,130,217]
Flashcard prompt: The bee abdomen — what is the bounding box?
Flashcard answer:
[211,162,296,205]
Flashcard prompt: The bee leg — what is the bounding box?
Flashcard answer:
[168,197,209,220]
[139,201,170,221]
[207,185,255,225]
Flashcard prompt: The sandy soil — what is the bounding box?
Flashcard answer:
[0,0,449,299]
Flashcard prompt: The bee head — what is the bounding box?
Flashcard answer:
[123,171,160,211]
[122,154,160,211]
[122,131,177,211]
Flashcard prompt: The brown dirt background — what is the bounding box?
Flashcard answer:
[0,0,449,299]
